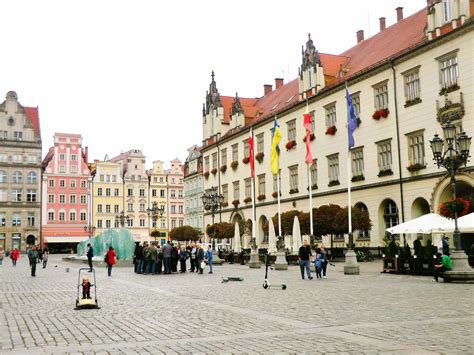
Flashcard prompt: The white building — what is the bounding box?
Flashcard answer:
[183,145,204,234]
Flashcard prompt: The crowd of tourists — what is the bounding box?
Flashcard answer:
[0,245,49,276]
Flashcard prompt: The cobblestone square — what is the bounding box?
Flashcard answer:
[0,255,473,354]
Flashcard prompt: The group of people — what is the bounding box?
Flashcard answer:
[85,243,116,276]
[0,245,49,276]
[298,241,330,280]
[133,241,214,275]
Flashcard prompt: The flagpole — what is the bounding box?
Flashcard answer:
[347,150,352,235]
[277,169,282,237]
[251,128,257,248]
[305,100,314,237]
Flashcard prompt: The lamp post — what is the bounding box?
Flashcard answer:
[84,224,96,239]
[201,186,223,250]
[115,211,130,228]
[430,120,472,281]
[147,201,164,243]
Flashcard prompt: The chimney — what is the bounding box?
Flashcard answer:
[396,7,403,22]
[275,78,284,89]
[356,30,364,43]
[84,146,88,163]
[264,84,272,95]
[379,17,386,31]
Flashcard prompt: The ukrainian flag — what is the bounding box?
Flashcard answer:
[270,117,281,175]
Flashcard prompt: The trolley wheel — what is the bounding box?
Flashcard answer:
[281,284,287,290]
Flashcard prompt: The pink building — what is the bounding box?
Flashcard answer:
[166,159,184,231]
[41,133,91,251]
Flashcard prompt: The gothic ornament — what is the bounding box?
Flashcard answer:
[231,92,243,116]
[301,33,321,73]
[436,92,464,124]
[204,70,222,115]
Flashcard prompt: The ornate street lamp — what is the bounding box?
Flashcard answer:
[115,211,130,228]
[430,120,472,280]
[84,224,96,239]
[201,186,223,249]
[147,202,164,242]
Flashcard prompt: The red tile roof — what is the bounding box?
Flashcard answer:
[24,106,41,138]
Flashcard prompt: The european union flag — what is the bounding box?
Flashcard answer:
[346,87,358,150]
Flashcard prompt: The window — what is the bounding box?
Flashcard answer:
[12,213,21,226]
[80,212,86,221]
[179,205,183,214]
[258,174,265,196]
[12,154,22,163]
[287,119,296,141]
[59,165,66,173]
[256,133,264,153]
[325,103,337,126]
[127,188,133,196]
[272,170,281,193]
[245,178,252,198]
[97,204,103,213]
[80,180,86,188]
[100,175,105,182]
[47,195,54,204]
[204,156,210,172]
[59,154,65,160]
[11,189,22,202]
[69,195,76,204]
[69,211,76,221]
[48,211,54,221]
[106,188,111,196]
[351,148,364,177]
[106,220,111,228]
[14,131,23,141]
[70,166,77,173]
[96,188,103,197]
[27,212,35,227]
[404,68,421,103]
[1,131,7,140]
[59,212,65,221]
[310,159,317,187]
[71,154,77,161]
[160,219,165,228]
[289,165,298,191]
[114,205,119,213]
[354,203,370,239]
[384,200,399,229]
[0,171,6,183]
[442,0,452,22]
[140,204,145,212]
[221,148,227,166]
[232,144,238,162]
[171,219,176,229]
[327,154,339,183]
[27,172,37,184]
[140,219,145,227]
[310,111,316,133]
[0,214,6,226]
[212,153,217,169]
[80,195,86,204]
[139,189,145,197]
[222,184,228,204]
[233,181,240,200]
[0,154,7,162]
[408,132,425,166]
[243,140,250,158]
[178,190,183,198]
[114,188,120,196]
[27,155,37,164]
[179,220,183,227]
[70,179,76,188]
[171,205,176,213]
[374,81,389,110]
[351,93,361,118]
[152,189,157,197]
[12,171,22,184]
[439,53,458,89]
[26,189,37,202]
[127,203,133,212]
[0,189,6,202]
[97,220,103,228]
[60,180,65,188]
[171,190,176,198]
[377,140,392,172]
[105,205,111,213]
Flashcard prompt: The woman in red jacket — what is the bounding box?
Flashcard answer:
[11,248,19,266]
[105,246,116,276]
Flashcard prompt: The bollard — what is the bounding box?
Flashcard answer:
[65,267,70,272]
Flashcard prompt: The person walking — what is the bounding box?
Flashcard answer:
[162,240,172,274]
[171,243,178,273]
[179,245,188,273]
[105,246,116,276]
[134,242,144,274]
[149,242,158,274]
[0,246,4,266]
[319,244,329,279]
[86,243,94,272]
[141,242,149,274]
[314,253,322,279]
[433,252,451,282]
[11,248,19,266]
[206,245,213,274]
[156,245,163,274]
[42,249,49,268]
[298,239,313,280]
[196,244,204,274]
[28,245,39,277]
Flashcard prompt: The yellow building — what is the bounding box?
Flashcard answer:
[91,160,124,236]
[148,160,168,245]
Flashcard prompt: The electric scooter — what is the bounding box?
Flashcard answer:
[263,253,286,290]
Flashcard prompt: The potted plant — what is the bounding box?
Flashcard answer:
[406,163,426,172]
[302,133,315,142]
[328,180,340,187]
[242,156,250,164]
[232,199,240,208]
[222,202,228,208]
[255,152,264,163]
[257,194,266,201]
[380,108,389,118]
[325,126,337,135]
[382,235,399,273]
[285,140,297,150]
[230,161,238,170]
[211,168,217,175]
[220,165,227,173]
[438,197,471,219]
[351,175,365,182]
[377,169,393,177]
[272,191,279,198]
[289,188,299,194]
[372,110,381,120]
[203,171,210,178]
[243,197,252,204]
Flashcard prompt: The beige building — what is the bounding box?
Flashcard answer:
[200,3,473,250]
[0,91,42,251]
[148,160,169,244]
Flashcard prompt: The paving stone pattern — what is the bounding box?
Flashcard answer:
[0,255,473,354]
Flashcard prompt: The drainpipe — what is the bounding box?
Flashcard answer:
[390,61,405,225]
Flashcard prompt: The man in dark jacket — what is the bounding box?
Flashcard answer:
[134,243,144,273]
[86,243,94,272]
[298,239,313,280]
[162,241,172,274]
[28,245,39,277]
[196,244,205,274]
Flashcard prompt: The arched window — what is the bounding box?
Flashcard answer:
[27,171,37,184]
[383,200,399,229]
[12,171,22,184]
[0,171,7,183]
[355,203,370,239]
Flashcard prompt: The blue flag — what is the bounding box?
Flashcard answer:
[346,87,357,150]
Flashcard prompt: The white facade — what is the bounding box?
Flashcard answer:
[184,146,204,234]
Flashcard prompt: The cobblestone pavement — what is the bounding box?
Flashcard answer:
[0,255,473,354]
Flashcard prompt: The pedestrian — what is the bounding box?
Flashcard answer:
[196,244,204,274]
[42,249,49,268]
[148,242,158,274]
[28,245,39,277]
[319,244,329,279]
[179,245,188,273]
[314,253,322,279]
[206,244,213,274]
[86,243,94,272]
[134,242,144,273]
[228,249,234,264]
[37,246,43,264]
[298,239,313,280]
[11,248,19,266]
[162,240,172,274]
[189,243,197,272]
[442,235,450,256]
[0,246,4,266]
[141,242,149,273]
[156,245,163,274]
[433,252,451,282]
[171,243,178,273]
[105,246,116,276]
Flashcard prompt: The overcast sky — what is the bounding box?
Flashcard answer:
[1,0,426,169]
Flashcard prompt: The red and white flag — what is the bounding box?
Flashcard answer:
[303,109,313,164]
[248,128,255,178]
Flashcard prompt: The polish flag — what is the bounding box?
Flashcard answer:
[248,129,255,178]
[303,109,313,164]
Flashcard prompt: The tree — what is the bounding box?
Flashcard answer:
[150,230,161,239]
[206,222,234,239]
[312,204,343,237]
[169,226,200,242]
[333,207,372,234]
[271,210,301,236]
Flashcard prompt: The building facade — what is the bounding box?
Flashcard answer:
[166,159,185,233]
[41,133,91,251]
[0,91,42,251]
[148,160,169,244]
[184,145,204,234]
[200,3,474,250]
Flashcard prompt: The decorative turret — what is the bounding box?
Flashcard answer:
[231,92,242,116]
[202,71,225,142]
[204,70,222,114]
[298,33,325,99]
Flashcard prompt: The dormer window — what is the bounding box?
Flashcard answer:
[442,0,452,23]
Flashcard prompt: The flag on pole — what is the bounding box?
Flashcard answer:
[248,128,255,178]
[270,117,281,175]
[346,87,357,150]
[303,108,313,164]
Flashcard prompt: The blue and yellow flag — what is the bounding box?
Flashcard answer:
[270,117,281,175]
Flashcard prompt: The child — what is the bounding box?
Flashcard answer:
[82,276,92,299]
[315,254,322,279]
[42,249,48,268]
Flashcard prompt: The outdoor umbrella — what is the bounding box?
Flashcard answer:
[386,213,454,234]
[458,212,474,233]
[233,222,241,253]
[292,215,302,254]
[268,220,277,254]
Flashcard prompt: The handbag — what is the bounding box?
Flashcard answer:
[104,254,108,263]
[201,261,206,269]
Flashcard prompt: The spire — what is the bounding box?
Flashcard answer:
[301,33,321,71]
[205,70,222,114]
[231,92,243,116]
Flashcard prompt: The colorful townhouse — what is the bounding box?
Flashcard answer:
[148,160,169,245]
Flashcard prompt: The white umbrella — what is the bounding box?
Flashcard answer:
[284,235,291,252]
[458,213,474,233]
[268,220,277,254]
[233,222,241,253]
[386,213,453,234]
[292,215,302,254]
